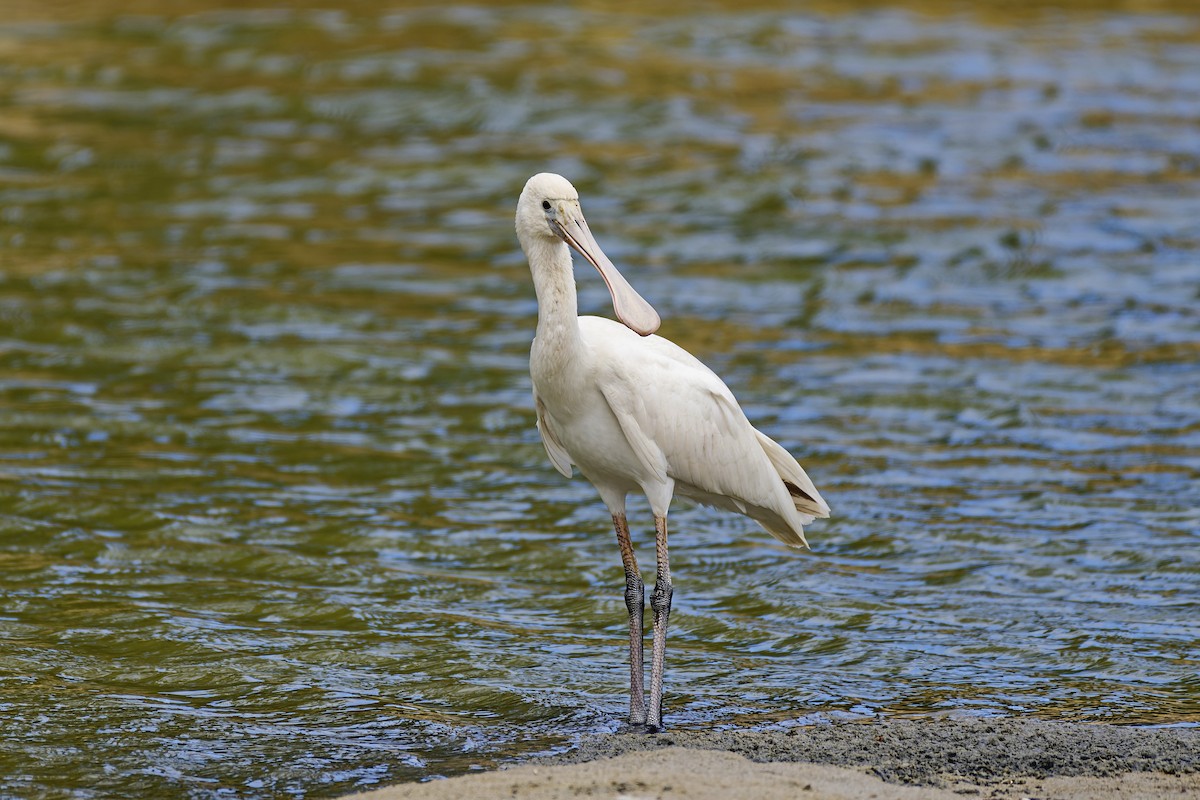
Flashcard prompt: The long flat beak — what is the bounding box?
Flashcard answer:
[554,214,661,336]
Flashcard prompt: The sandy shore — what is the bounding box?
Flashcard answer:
[345,718,1198,800]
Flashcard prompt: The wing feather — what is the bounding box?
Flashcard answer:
[754,428,831,519]
[534,393,573,478]
[596,384,669,483]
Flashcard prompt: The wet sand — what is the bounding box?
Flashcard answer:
[346,718,1198,800]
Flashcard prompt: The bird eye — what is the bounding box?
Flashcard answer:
[542,200,551,211]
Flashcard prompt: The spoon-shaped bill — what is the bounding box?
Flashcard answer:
[554,215,661,336]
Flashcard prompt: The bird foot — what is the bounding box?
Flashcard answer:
[621,721,664,735]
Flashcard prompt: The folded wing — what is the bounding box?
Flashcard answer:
[584,317,828,547]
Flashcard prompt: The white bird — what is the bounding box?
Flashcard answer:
[515,173,830,731]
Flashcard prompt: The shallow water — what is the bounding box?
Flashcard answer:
[1,1,1198,797]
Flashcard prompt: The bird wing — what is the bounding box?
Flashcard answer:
[534,392,573,478]
[585,318,794,518]
[753,427,830,519]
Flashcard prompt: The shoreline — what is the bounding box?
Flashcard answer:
[344,717,1199,799]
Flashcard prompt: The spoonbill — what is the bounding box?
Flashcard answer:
[515,172,829,731]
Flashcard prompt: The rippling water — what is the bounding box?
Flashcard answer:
[1,1,1198,797]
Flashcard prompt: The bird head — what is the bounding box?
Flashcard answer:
[516,173,661,337]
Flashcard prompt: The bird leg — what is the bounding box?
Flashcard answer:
[647,514,673,731]
[612,513,646,726]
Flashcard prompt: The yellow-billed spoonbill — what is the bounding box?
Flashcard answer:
[515,173,830,730]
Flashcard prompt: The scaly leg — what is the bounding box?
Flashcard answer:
[647,514,673,730]
[612,513,646,726]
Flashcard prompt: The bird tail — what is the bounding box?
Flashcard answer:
[752,428,831,548]
[756,518,810,549]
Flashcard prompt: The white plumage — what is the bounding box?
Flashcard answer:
[516,172,829,730]
[537,316,827,546]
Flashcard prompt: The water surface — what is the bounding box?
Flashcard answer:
[1,1,1198,797]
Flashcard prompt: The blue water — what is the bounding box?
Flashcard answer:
[0,2,1197,798]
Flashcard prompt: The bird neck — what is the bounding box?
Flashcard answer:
[527,237,584,355]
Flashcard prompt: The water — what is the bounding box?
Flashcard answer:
[1,1,1198,797]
